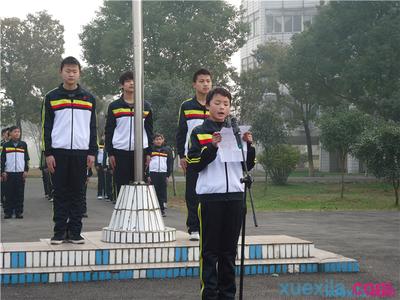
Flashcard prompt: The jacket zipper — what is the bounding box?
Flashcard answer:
[225,162,229,193]
[128,108,133,151]
[158,151,160,172]
[70,99,74,149]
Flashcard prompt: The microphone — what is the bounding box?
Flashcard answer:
[230,117,243,149]
[223,116,232,128]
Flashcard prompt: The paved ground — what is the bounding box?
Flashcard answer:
[1,178,399,299]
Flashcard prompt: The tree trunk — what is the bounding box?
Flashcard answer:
[16,116,22,137]
[393,179,399,206]
[340,154,346,199]
[302,119,315,177]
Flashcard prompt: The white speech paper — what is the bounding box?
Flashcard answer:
[218,125,250,162]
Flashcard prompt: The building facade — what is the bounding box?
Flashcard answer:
[240,0,320,72]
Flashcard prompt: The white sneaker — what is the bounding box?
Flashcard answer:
[189,232,200,241]
[97,196,103,200]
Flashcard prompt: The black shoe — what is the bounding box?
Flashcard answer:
[69,235,85,244]
[82,213,88,218]
[4,214,12,219]
[161,210,166,217]
[15,214,23,219]
[50,236,64,245]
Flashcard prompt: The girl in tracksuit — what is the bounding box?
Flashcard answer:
[147,133,173,216]
[187,88,255,300]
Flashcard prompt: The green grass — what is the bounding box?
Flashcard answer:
[172,169,364,178]
[168,181,399,211]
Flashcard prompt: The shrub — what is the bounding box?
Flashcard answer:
[258,144,300,185]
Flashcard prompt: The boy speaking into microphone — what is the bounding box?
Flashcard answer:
[187,87,256,300]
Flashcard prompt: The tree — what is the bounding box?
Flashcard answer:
[250,106,288,183]
[280,33,339,177]
[239,40,321,176]
[258,145,300,185]
[353,122,400,206]
[145,75,191,146]
[80,0,248,98]
[238,41,288,124]
[251,106,287,152]
[1,12,64,129]
[303,1,400,122]
[319,108,370,198]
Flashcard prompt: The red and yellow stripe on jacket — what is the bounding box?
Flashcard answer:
[197,134,212,145]
[184,109,209,120]
[151,151,168,157]
[50,99,93,110]
[112,108,150,118]
[4,147,25,153]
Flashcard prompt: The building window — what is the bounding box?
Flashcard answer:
[274,16,282,33]
[266,15,274,33]
[241,56,258,71]
[293,15,302,32]
[303,15,313,29]
[284,16,293,32]
[247,11,260,38]
[266,14,309,34]
[241,57,249,72]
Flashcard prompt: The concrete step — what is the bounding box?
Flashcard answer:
[1,231,314,269]
[0,231,359,284]
[0,249,359,284]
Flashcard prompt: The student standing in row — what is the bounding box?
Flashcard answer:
[105,71,153,198]
[1,127,9,207]
[187,87,256,300]
[176,69,212,241]
[1,126,30,219]
[147,133,173,217]
[42,56,97,244]
[96,140,106,199]
[96,138,113,201]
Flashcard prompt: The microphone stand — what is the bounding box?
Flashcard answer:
[231,118,258,300]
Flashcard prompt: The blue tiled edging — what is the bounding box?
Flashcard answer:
[2,243,313,270]
[2,247,199,269]
[0,261,360,285]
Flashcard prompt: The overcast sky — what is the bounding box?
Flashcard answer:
[1,0,241,71]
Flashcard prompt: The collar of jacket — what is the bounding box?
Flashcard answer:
[202,118,224,132]
[58,83,83,97]
[117,96,135,108]
[191,95,207,110]
[4,140,23,147]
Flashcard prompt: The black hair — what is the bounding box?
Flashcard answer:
[60,56,81,71]
[192,68,212,83]
[119,71,135,85]
[153,133,164,140]
[1,128,9,135]
[206,87,232,105]
[8,126,19,133]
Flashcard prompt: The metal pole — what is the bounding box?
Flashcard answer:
[132,0,144,182]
